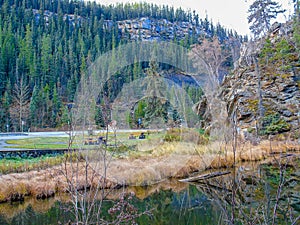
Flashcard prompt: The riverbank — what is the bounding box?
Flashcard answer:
[0,140,299,204]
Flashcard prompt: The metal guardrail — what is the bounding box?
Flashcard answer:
[0,148,74,159]
[0,133,28,137]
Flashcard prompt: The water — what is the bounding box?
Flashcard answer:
[0,159,299,225]
[0,184,222,225]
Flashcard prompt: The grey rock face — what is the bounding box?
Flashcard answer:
[195,21,300,138]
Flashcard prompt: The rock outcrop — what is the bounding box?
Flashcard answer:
[195,21,300,140]
[221,21,300,139]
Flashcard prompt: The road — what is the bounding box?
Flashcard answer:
[0,129,163,150]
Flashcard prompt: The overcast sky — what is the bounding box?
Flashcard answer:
[96,0,294,36]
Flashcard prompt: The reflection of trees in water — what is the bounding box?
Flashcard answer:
[136,185,221,225]
[0,202,73,225]
[1,157,299,225]
[0,185,222,225]
[183,156,300,225]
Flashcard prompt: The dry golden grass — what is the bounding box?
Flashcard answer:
[0,140,298,202]
[102,142,217,186]
[0,168,56,203]
[208,140,300,169]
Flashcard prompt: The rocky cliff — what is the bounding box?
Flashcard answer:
[221,21,300,139]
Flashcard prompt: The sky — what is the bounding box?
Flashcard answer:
[96,0,295,36]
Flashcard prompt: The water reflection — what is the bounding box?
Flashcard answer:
[0,180,222,225]
[0,158,299,225]
[182,155,300,225]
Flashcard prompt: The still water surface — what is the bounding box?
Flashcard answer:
[0,183,221,225]
[0,160,299,225]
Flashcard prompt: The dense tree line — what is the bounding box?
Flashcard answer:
[0,0,241,131]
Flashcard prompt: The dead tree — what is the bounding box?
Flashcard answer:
[9,75,30,132]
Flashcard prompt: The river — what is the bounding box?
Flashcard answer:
[0,158,299,225]
[0,182,221,225]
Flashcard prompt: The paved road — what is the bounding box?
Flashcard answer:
[0,129,163,150]
[0,132,70,150]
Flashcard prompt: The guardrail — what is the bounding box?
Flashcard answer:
[0,149,74,159]
[0,133,28,137]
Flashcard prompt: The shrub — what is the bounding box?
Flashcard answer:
[163,128,209,144]
[260,113,291,135]
[164,133,181,142]
[163,128,183,142]
[108,144,131,153]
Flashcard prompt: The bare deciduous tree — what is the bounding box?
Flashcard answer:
[9,74,30,132]
[190,36,230,88]
[189,36,230,141]
[57,85,151,224]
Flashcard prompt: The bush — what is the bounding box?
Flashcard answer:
[109,144,131,153]
[163,128,182,142]
[260,113,291,135]
[163,128,209,144]
[164,134,181,142]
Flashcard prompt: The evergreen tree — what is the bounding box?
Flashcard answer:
[52,85,62,126]
[0,85,11,131]
[133,57,142,81]
[0,0,236,131]
[293,0,300,55]
[134,100,146,127]
[29,85,40,127]
[41,34,53,86]
[248,0,285,37]
[20,24,34,77]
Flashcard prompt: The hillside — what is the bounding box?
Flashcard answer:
[0,0,241,132]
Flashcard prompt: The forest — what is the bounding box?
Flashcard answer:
[0,0,244,132]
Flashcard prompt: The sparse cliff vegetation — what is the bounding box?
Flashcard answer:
[221,21,300,140]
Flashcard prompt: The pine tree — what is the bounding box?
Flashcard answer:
[29,85,40,127]
[293,0,300,55]
[0,82,11,132]
[248,0,286,37]
[41,34,53,86]
[42,84,52,127]
[52,85,62,126]
[20,24,34,77]
[133,57,142,80]
[134,100,146,125]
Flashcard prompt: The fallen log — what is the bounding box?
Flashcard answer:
[179,171,231,183]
